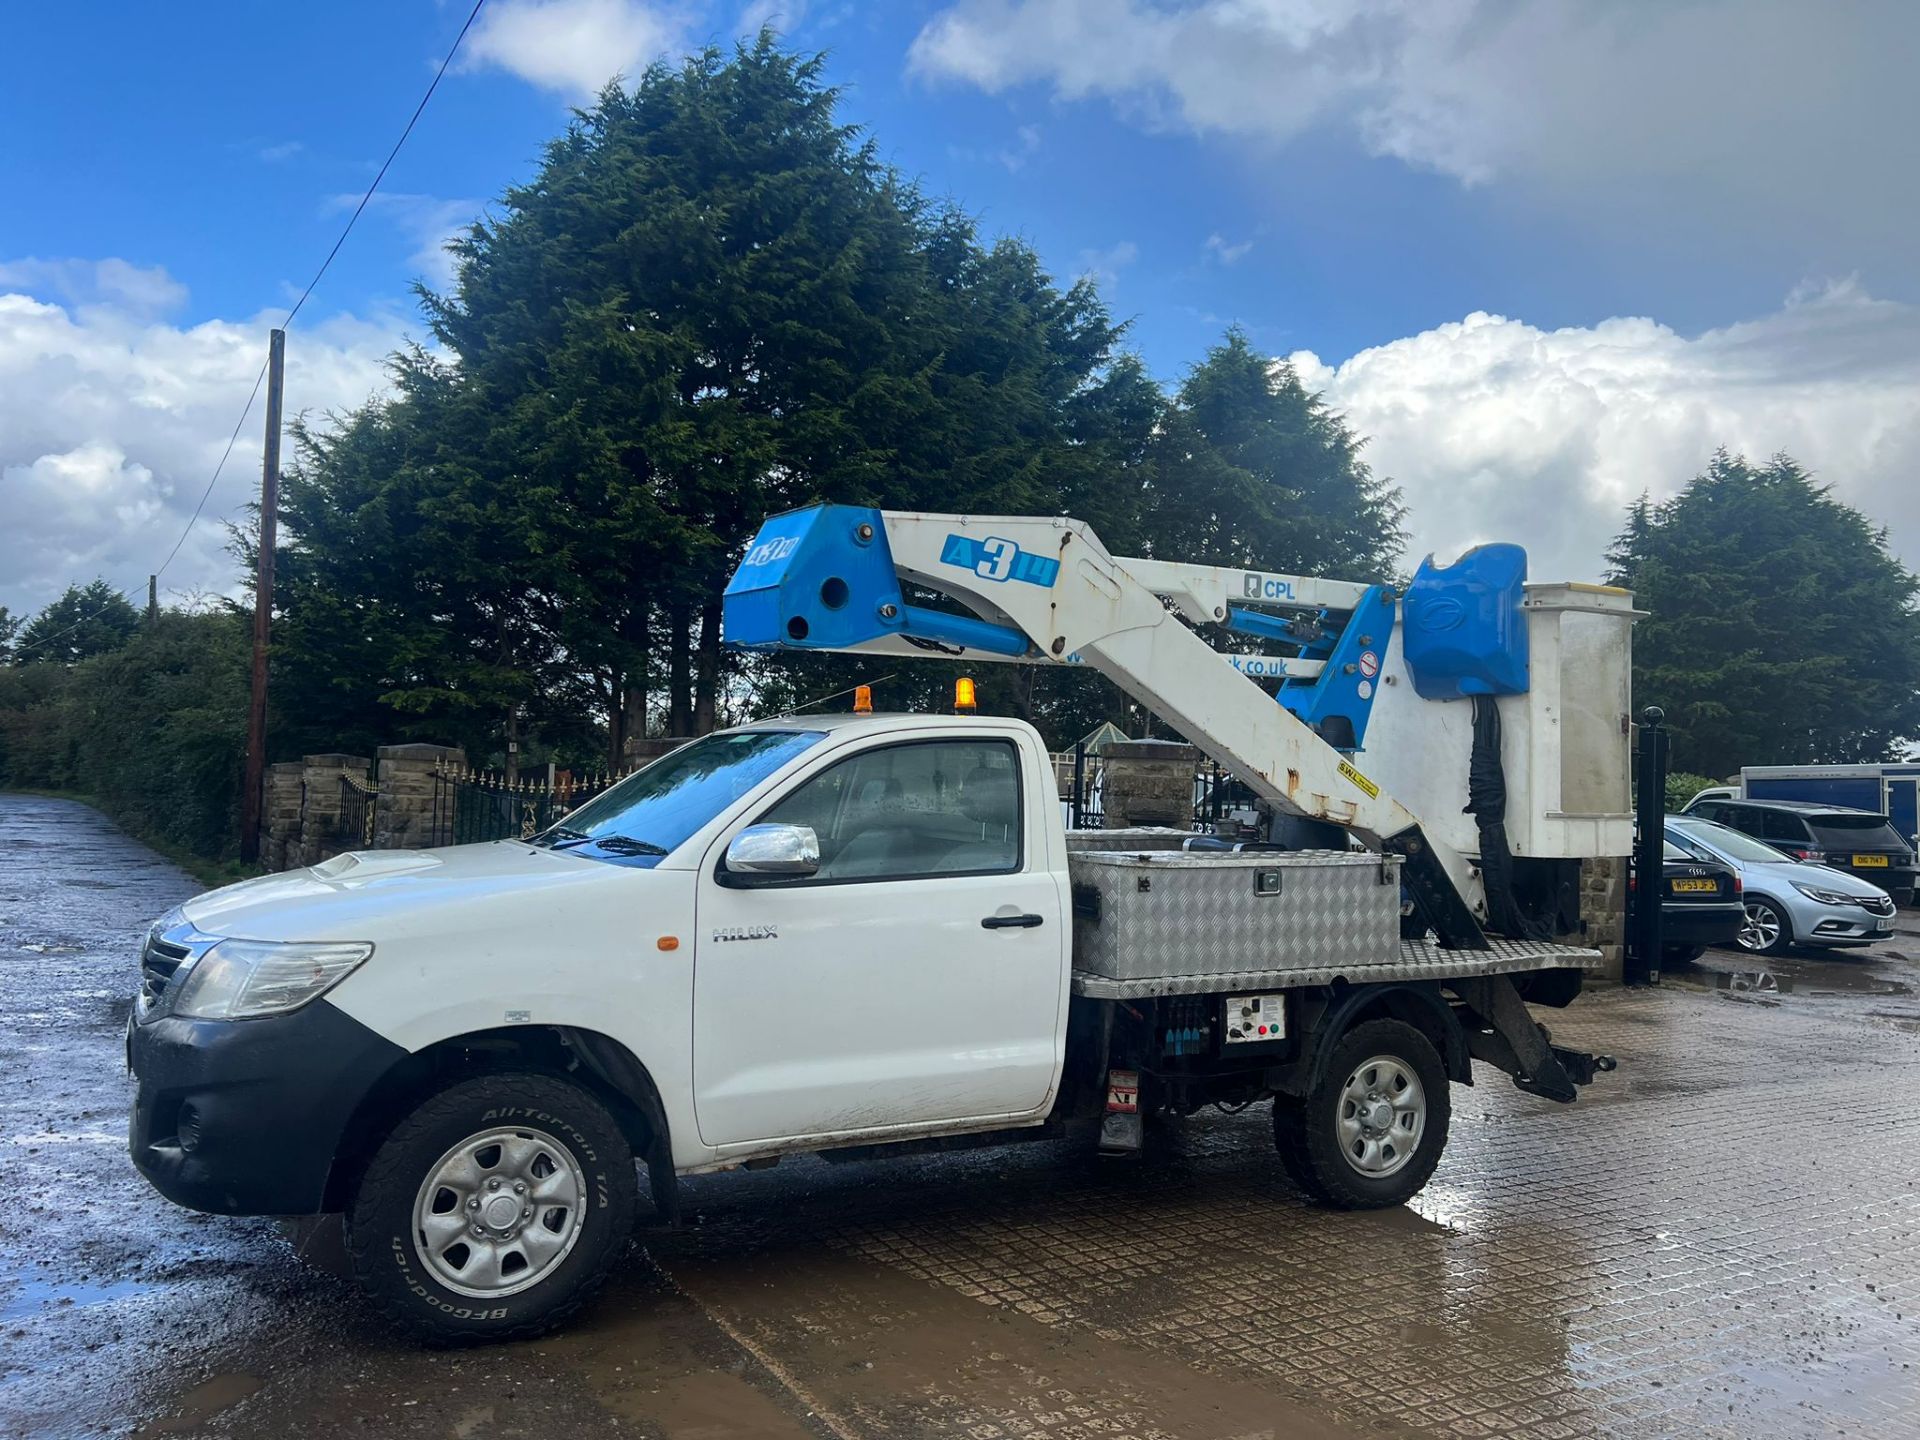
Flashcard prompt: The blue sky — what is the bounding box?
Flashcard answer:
[4,0,1919,614]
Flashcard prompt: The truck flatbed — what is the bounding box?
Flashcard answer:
[1070,935,1604,999]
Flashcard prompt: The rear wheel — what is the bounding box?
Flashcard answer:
[346,1072,637,1343]
[1274,1018,1450,1209]
[1737,897,1793,956]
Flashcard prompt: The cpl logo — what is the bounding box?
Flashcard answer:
[1241,572,1297,601]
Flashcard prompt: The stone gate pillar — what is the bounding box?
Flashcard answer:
[1100,740,1202,830]
[375,743,466,850]
[297,753,371,868]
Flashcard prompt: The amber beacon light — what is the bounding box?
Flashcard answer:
[954,676,978,712]
[853,684,873,714]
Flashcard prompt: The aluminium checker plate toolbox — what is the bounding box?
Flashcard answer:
[1067,844,1605,1006]
[1068,849,1400,982]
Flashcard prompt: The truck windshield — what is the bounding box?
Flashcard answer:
[533,729,824,865]
[1804,815,1906,850]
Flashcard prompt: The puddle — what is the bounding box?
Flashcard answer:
[1711,965,1912,999]
[133,1373,264,1438]
[0,1273,161,1322]
[1712,970,1786,1005]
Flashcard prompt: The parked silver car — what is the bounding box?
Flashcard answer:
[1666,815,1898,956]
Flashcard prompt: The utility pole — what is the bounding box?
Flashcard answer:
[240,329,286,864]
[146,575,158,622]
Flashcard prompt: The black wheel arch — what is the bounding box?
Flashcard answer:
[1283,981,1470,1100]
[322,1025,675,1217]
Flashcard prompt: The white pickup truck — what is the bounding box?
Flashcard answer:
[129,709,1610,1342]
[131,503,1638,1340]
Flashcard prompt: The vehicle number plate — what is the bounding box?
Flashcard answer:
[1669,877,1717,893]
[1853,854,1889,867]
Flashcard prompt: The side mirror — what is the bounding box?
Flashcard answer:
[721,823,820,885]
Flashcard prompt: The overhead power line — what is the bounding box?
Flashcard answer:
[24,0,487,655]
[150,0,489,587]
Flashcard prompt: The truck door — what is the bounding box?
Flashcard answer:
[691,733,1067,1149]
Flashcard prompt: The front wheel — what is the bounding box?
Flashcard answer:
[1274,1018,1450,1209]
[1737,898,1793,956]
[346,1072,638,1342]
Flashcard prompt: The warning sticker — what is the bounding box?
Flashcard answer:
[1358,650,1380,679]
[1338,759,1380,799]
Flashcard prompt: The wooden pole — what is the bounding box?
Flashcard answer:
[239,329,286,864]
[146,575,158,622]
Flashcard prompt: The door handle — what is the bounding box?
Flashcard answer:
[981,913,1045,929]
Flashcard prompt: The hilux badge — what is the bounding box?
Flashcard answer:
[712,924,778,943]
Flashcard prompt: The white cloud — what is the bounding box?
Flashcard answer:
[1204,232,1252,265]
[910,1,1920,256]
[1287,282,1920,583]
[737,0,805,36]
[461,0,688,99]
[0,258,188,319]
[0,267,405,620]
[328,192,484,291]
[1076,240,1138,292]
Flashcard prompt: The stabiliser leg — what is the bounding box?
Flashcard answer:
[1450,975,1615,1103]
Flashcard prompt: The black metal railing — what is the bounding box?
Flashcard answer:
[337,772,378,847]
[428,765,633,847]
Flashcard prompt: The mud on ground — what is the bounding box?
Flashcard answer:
[4,793,1919,1439]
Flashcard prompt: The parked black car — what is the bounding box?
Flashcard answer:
[1638,840,1744,963]
[1683,798,1915,907]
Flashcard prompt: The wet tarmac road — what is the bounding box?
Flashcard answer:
[4,792,1920,1439]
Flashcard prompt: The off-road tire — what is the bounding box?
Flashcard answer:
[346,1072,637,1343]
[1273,1018,1450,1210]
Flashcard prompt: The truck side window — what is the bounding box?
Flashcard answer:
[760,739,1022,882]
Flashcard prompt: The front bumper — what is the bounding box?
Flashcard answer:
[128,998,404,1216]
[1662,901,1745,946]
[1788,895,1897,947]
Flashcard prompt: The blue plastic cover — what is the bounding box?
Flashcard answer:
[723,504,1032,657]
[1402,544,1529,699]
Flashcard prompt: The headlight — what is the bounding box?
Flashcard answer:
[1791,881,1854,906]
[172,939,373,1019]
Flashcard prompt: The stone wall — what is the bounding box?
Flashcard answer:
[373,743,465,852]
[294,754,371,869]
[258,762,304,872]
[1581,855,1627,982]
[1100,741,1200,829]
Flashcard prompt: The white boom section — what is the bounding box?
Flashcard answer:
[820,631,1329,682]
[1116,556,1371,623]
[873,510,1484,914]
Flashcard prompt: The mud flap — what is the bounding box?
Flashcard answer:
[1450,975,1614,1103]
[275,1214,351,1279]
[1100,1068,1143,1154]
[646,1138,681,1225]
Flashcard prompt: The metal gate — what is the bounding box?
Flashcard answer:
[428,765,633,847]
